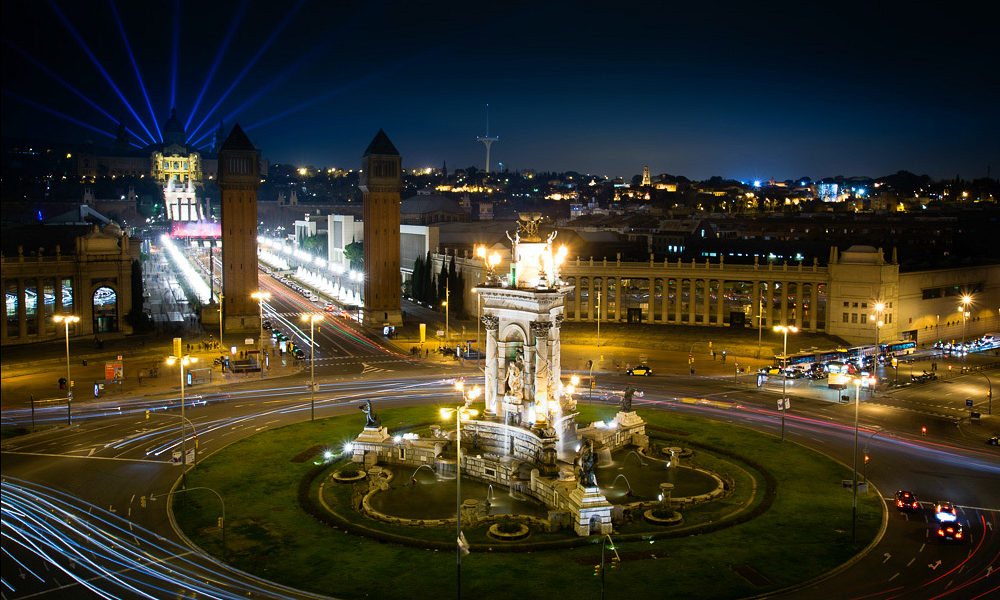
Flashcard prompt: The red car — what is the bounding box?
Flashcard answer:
[894,490,920,511]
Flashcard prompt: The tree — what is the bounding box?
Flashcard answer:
[411,256,424,301]
[302,234,327,256]
[344,240,363,270]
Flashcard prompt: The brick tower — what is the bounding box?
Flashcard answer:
[360,129,403,327]
[216,123,261,333]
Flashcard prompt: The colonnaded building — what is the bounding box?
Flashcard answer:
[321,218,999,347]
[1,215,138,347]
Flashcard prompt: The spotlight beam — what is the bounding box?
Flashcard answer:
[109,0,161,143]
[3,90,115,139]
[1,37,154,146]
[169,0,180,116]
[245,46,433,132]
[45,0,158,143]
[185,0,249,133]
[187,0,307,143]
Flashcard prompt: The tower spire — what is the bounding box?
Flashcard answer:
[476,103,499,174]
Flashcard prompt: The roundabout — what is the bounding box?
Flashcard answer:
[172,404,884,600]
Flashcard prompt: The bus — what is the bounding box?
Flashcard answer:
[881,340,916,356]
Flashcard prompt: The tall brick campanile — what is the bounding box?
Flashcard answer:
[216,124,261,333]
[360,130,403,327]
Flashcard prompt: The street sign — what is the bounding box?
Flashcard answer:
[966,398,973,407]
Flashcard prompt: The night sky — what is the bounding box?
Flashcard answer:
[2,0,997,181]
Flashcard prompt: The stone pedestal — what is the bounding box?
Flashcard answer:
[567,484,613,536]
[353,426,390,464]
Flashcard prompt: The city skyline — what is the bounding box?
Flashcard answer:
[2,0,997,182]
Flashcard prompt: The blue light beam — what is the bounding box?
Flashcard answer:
[2,90,115,139]
[185,0,249,133]
[108,0,161,143]
[169,0,180,114]
[187,0,308,144]
[45,0,159,143]
[1,36,154,146]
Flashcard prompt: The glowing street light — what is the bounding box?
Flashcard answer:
[961,295,972,372]
[440,382,480,600]
[773,325,798,442]
[851,374,875,543]
[251,291,270,378]
[301,314,323,420]
[869,301,884,372]
[53,315,79,425]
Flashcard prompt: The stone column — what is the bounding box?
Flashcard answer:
[588,278,595,321]
[675,278,683,323]
[716,279,726,326]
[660,277,668,324]
[702,279,711,325]
[648,277,656,323]
[688,279,696,324]
[810,281,819,332]
[574,279,581,322]
[552,315,563,402]
[531,320,551,426]
[482,315,500,416]
[614,278,622,322]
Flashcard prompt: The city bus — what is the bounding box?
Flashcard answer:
[881,340,916,356]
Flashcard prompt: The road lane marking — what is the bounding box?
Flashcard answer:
[2,451,164,464]
[888,573,900,581]
[907,558,915,566]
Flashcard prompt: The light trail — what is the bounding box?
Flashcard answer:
[1,478,326,599]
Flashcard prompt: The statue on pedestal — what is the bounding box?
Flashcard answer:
[578,441,598,487]
[620,386,635,412]
[359,399,380,428]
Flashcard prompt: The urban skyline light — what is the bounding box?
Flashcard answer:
[2,0,997,182]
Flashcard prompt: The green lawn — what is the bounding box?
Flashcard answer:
[174,405,882,600]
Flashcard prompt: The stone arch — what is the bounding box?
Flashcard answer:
[92,285,119,334]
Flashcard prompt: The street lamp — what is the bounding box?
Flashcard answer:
[440,382,480,600]
[960,295,972,372]
[851,374,873,543]
[869,301,884,373]
[596,291,601,347]
[773,325,798,442]
[301,314,323,421]
[53,315,79,425]
[251,291,270,378]
[167,343,198,487]
[444,281,450,349]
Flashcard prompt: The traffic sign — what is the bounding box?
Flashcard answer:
[966,398,973,407]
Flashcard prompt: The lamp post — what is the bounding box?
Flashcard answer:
[773,325,797,442]
[53,315,79,425]
[441,382,480,600]
[869,301,884,374]
[167,341,198,487]
[301,314,323,420]
[961,295,972,372]
[217,293,224,350]
[757,296,764,359]
[596,291,601,347]
[251,291,270,378]
[862,427,883,484]
[444,282,450,348]
[850,375,872,543]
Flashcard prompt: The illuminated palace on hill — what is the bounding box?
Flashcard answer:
[74,109,258,223]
